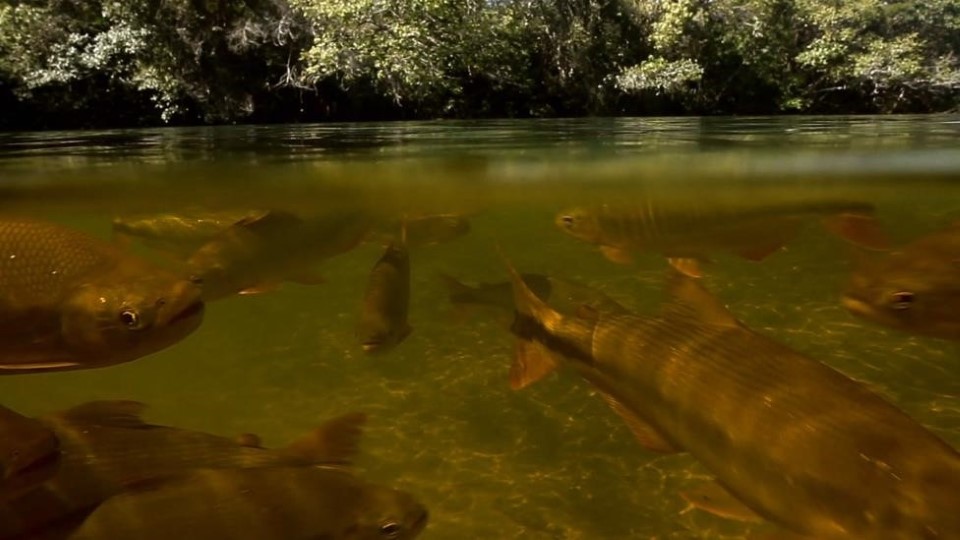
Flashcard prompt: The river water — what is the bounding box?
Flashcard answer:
[0,116,958,539]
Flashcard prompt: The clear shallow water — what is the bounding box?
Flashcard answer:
[0,116,958,539]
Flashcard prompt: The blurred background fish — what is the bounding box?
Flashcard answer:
[0,218,204,374]
[357,230,411,354]
[499,259,960,539]
[370,214,470,249]
[112,210,266,259]
[0,401,366,539]
[843,221,960,340]
[555,199,890,277]
[67,466,428,540]
[0,405,59,500]
[186,209,372,301]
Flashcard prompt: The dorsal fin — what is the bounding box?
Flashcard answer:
[56,401,150,429]
[660,272,740,328]
[231,210,302,237]
[283,412,367,465]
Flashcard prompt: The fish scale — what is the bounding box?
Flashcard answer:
[0,221,113,309]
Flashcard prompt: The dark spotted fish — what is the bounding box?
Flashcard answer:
[502,258,960,539]
[843,221,960,340]
[0,219,204,373]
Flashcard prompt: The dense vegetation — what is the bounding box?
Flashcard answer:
[1,0,958,128]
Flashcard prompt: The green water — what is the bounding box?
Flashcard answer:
[0,116,958,539]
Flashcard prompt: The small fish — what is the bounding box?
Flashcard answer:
[68,466,428,540]
[112,210,265,258]
[843,221,960,340]
[439,272,628,317]
[0,219,204,373]
[0,405,59,500]
[555,200,889,277]
[371,214,470,248]
[187,209,372,301]
[357,230,411,354]
[499,255,960,539]
[0,401,367,539]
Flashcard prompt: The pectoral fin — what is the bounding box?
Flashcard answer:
[238,282,279,295]
[510,339,559,390]
[596,391,681,453]
[661,272,740,328]
[821,213,890,251]
[680,481,763,523]
[283,412,367,465]
[667,257,704,277]
[600,246,634,265]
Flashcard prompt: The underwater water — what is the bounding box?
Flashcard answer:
[0,116,958,539]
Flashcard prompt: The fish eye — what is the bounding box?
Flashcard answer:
[889,291,914,310]
[188,275,204,285]
[560,215,576,227]
[379,521,402,538]
[119,309,142,329]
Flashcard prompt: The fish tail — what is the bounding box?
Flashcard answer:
[437,273,478,304]
[496,245,562,331]
[497,245,563,389]
[821,213,891,251]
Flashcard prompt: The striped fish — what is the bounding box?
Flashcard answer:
[502,259,960,539]
[555,200,889,277]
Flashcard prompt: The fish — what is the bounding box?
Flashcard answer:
[186,209,372,301]
[842,221,960,340]
[112,210,265,258]
[0,405,59,500]
[555,200,890,277]
[500,257,960,539]
[439,272,628,317]
[0,218,204,373]
[67,466,428,540]
[0,401,367,539]
[371,214,470,248]
[356,227,411,354]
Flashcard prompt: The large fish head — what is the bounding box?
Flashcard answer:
[555,207,603,243]
[60,263,205,366]
[349,484,428,540]
[842,251,960,339]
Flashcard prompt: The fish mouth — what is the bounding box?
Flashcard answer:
[169,300,205,325]
[361,341,384,353]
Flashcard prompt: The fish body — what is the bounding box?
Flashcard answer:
[0,406,59,501]
[0,401,366,539]
[112,210,263,258]
[504,264,960,539]
[357,236,411,354]
[843,222,960,340]
[187,210,372,301]
[555,201,889,276]
[0,219,204,373]
[68,466,428,540]
[372,214,470,248]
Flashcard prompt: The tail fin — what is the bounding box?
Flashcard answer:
[497,246,563,332]
[437,273,477,304]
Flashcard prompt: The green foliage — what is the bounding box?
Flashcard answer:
[0,0,958,127]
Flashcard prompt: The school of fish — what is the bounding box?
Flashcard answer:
[2,197,957,539]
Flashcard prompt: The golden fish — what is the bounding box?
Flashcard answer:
[357,232,411,354]
[187,210,371,301]
[843,221,960,340]
[112,210,264,258]
[555,200,890,277]
[0,401,366,539]
[68,466,428,540]
[502,258,960,539]
[0,219,204,373]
